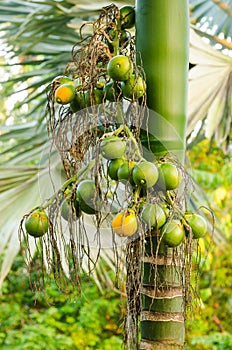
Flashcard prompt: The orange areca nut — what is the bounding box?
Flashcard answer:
[112,209,138,237]
[54,83,76,105]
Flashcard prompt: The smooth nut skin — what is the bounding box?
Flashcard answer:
[185,213,207,239]
[142,204,166,229]
[25,210,48,237]
[100,136,126,160]
[112,209,138,237]
[132,161,159,188]
[162,220,185,247]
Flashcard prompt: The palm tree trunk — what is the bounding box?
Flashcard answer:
[135,0,189,349]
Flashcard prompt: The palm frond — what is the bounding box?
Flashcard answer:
[189,0,232,39]
[187,28,232,152]
[0,121,47,164]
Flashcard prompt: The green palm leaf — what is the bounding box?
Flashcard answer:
[188,28,232,151]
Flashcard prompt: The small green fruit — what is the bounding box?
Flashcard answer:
[142,204,166,229]
[61,198,81,221]
[25,209,48,238]
[106,29,130,52]
[76,180,102,214]
[52,75,74,86]
[104,81,122,102]
[117,160,136,184]
[132,161,159,188]
[157,163,180,191]
[79,200,96,215]
[70,95,81,112]
[86,88,104,105]
[162,220,185,247]
[120,5,135,29]
[185,213,207,239]
[121,75,146,100]
[108,158,125,180]
[107,55,132,81]
[100,136,126,160]
[76,180,96,204]
[119,30,130,47]
[74,89,104,110]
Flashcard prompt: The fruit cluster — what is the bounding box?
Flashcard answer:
[24,129,207,249]
[48,5,146,113]
[25,209,49,238]
[98,133,208,246]
[24,4,208,249]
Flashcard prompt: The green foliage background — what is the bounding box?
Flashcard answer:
[0,256,124,350]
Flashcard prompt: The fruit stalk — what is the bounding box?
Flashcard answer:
[135,0,189,349]
[117,124,144,160]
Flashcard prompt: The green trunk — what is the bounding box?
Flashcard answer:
[136,0,189,162]
[135,0,189,349]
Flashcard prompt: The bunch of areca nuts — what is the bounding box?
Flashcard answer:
[24,5,208,248]
[99,133,208,246]
[24,130,208,250]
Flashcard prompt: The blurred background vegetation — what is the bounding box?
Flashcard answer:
[0,0,232,349]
